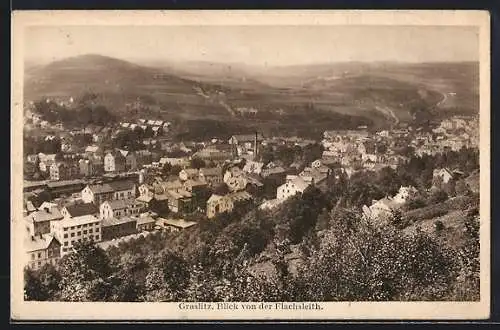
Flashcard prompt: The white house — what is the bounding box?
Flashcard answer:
[277,176,310,201]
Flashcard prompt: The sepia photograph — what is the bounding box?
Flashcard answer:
[11,10,490,320]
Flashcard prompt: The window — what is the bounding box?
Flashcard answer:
[95,235,100,240]
[77,225,82,229]
[95,228,99,232]
[83,224,87,228]
[64,242,68,246]
[89,229,93,233]
[64,228,68,231]
[78,239,82,243]
[63,247,67,252]
[64,233,68,238]
[83,230,87,234]
[38,261,41,267]
[37,252,41,258]
[77,231,81,236]
[31,253,35,260]
[71,233,75,237]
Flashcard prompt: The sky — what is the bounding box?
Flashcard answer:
[25,25,479,66]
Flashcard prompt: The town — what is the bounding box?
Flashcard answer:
[22,100,479,272]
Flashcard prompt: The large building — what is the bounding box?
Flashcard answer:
[61,202,100,219]
[49,162,79,181]
[104,151,126,173]
[100,199,145,219]
[24,207,64,236]
[81,180,136,205]
[50,215,102,256]
[24,233,61,270]
[206,191,252,219]
[101,216,137,240]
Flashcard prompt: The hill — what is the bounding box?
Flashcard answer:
[24,55,479,138]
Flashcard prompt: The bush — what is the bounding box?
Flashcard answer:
[434,220,445,232]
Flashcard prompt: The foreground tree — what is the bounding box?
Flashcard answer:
[58,241,115,301]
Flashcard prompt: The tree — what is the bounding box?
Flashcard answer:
[143,251,190,301]
[389,209,406,229]
[58,241,114,301]
[161,162,172,176]
[24,268,48,301]
[428,189,448,205]
[38,263,62,300]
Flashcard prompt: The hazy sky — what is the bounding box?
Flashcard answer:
[25,25,479,66]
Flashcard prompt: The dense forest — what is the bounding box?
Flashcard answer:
[30,93,117,128]
[24,148,480,302]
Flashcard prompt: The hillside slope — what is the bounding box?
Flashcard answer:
[24,55,478,137]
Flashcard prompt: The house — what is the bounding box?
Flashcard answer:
[433,168,454,185]
[179,168,199,181]
[101,216,137,240]
[392,186,418,204]
[81,184,114,205]
[365,197,402,222]
[135,150,153,167]
[242,160,264,175]
[79,158,98,177]
[198,167,223,186]
[47,179,85,198]
[81,180,136,205]
[184,179,210,209]
[24,233,61,270]
[299,166,329,185]
[24,207,64,236]
[224,166,248,192]
[50,215,102,256]
[166,189,193,213]
[26,154,39,164]
[38,153,57,172]
[61,202,99,219]
[206,191,253,219]
[228,133,264,157]
[159,157,190,168]
[100,199,145,219]
[158,218,197,232]
[104,151,126,172]
[85,145,101,156]
[193,147,232,162]
[49,162,79,181]
[136,216,156,232]
[277,176,310,201]
[261,166,287,179]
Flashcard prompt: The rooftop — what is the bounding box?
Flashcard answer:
[24,233,60,252]
[64,203,99,217]
[158,218,197,229]
[26,208,64,223]
[47,179,85,189]
[57,214,100,227]
[136,216,156,225]
[102,216,137,227]
[104,198,140,210]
